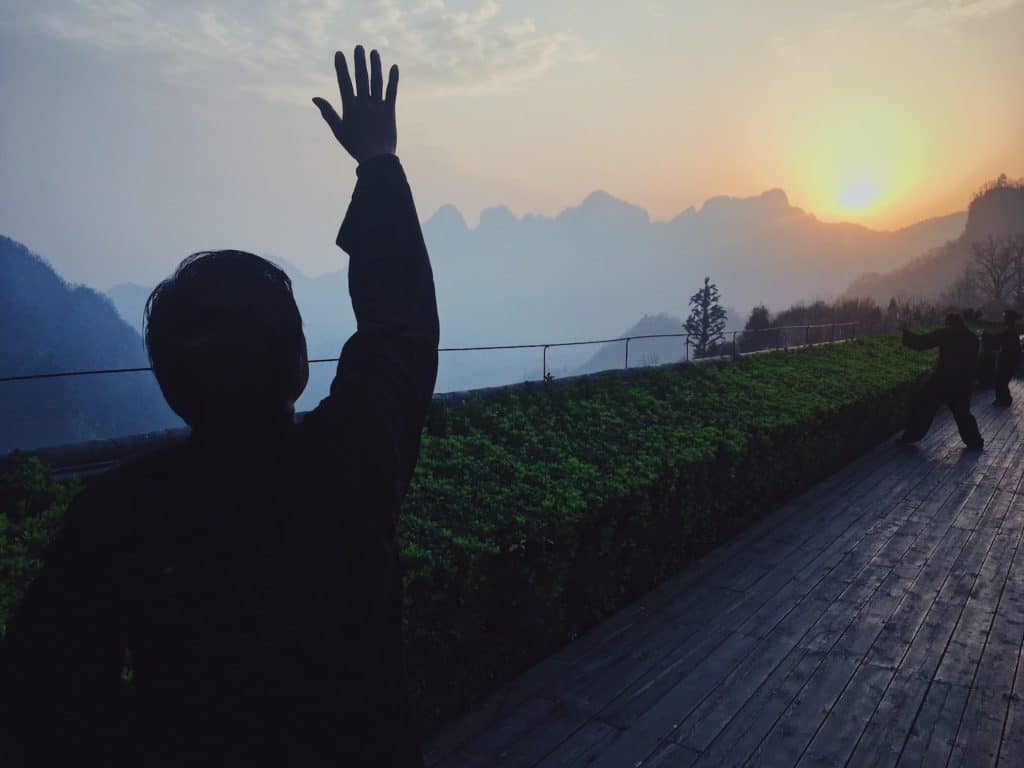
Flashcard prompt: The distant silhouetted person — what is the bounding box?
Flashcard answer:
[978,329,999,390]
[0,47,437,767]
[900,313,983,449]
[983,309,1021,406]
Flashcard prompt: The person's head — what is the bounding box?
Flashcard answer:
[144,251,309,434]
[1004,309,1020,327]
[945,312,966,330]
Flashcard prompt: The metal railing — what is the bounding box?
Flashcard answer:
[0,322,858,384]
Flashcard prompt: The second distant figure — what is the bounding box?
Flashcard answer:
[983,309,1021,407]
[901,313,983,450]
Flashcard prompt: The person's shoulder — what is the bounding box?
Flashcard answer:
[71,438,194,522]
[104,436,192,488]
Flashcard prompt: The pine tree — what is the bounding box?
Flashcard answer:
[684,277,727,358]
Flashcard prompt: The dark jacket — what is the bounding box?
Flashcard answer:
[988,325,1021,374]
[0,155,438,767]
[903,325,979,394]
[901,325,978,397]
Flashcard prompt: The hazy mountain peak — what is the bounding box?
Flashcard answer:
[558,189,650,227]
[699,188,791,217]
[425,203,468,234]
[670,206,697,225]
[479,205,519,229]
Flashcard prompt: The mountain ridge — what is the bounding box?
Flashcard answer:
[423,187,964,239]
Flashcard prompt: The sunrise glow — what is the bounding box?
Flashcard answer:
[838,180,882,213]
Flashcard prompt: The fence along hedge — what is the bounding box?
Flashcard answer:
[401,334,934,732]
[0,335,935,735]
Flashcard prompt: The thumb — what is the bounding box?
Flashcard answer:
[312,97,344,143]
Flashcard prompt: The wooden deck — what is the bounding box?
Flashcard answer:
[425,382,1024,767]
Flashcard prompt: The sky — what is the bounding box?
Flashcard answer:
[1,0,1022,287]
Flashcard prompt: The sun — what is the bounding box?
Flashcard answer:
[792,97,931,225]
[838,179,881,212]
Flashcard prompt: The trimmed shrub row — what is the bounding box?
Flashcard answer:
[400,335,933,732]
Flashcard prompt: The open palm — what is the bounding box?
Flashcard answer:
[313,46,398,163]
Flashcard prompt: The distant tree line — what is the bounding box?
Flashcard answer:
[736,294,982,354]
[940,233,1024,313]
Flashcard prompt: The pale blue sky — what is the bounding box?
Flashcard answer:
[1,0,1021,286]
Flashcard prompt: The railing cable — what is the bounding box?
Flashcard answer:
[0,323,858,384]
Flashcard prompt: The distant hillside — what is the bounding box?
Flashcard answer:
[845,177,1024,303]
[0,235,179,452]
[574,309,742,375]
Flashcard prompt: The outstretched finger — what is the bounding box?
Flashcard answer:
[353,45,369,98]
[370,49,383,100]
[385,64,399,105]
[334,52,354,108]
[312,97,344,143]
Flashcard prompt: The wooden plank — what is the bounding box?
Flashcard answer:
[670,633,817,752]
[744,649,862,766]
[896,681,970,767]
[846,670,932,768]
[580,632,759,768]
[935,531,1019,687]
[946,682,1007,767]
[640,742,700,768]
[533,720,621,768]
[592,625,735,730]
[798,663,894,766]
[689,648,826,767]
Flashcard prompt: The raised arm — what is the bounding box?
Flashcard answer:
[309,47,439,498]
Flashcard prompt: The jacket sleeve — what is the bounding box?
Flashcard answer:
[304,154,439,503]
[0,484,128,765]
[903,329,944,351]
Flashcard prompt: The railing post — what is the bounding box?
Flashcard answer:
[543,345,549,379]
[685,336,690,361]
[732,330,739,358]
[831,323,835,343]
[624,337,630,369]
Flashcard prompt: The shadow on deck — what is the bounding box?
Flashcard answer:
[426,382,1024,767]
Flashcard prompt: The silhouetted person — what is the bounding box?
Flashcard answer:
[900,313,983,449]
[0,47,436,767]
[983,309,1021,406]
[978,329,998,389]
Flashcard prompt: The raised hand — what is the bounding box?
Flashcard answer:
[313,46,398,164]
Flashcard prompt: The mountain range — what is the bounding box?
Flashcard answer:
[1,187,970,449]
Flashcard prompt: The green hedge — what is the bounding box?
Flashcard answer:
[0,455,79,637]
[1,335,935,734]
[400,335,933,732]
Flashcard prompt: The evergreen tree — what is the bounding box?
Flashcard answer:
[745,304,771,331]
[684,277,727,358]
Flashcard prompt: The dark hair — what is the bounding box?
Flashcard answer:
[144,251,308,431]
[945,312,966,329]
